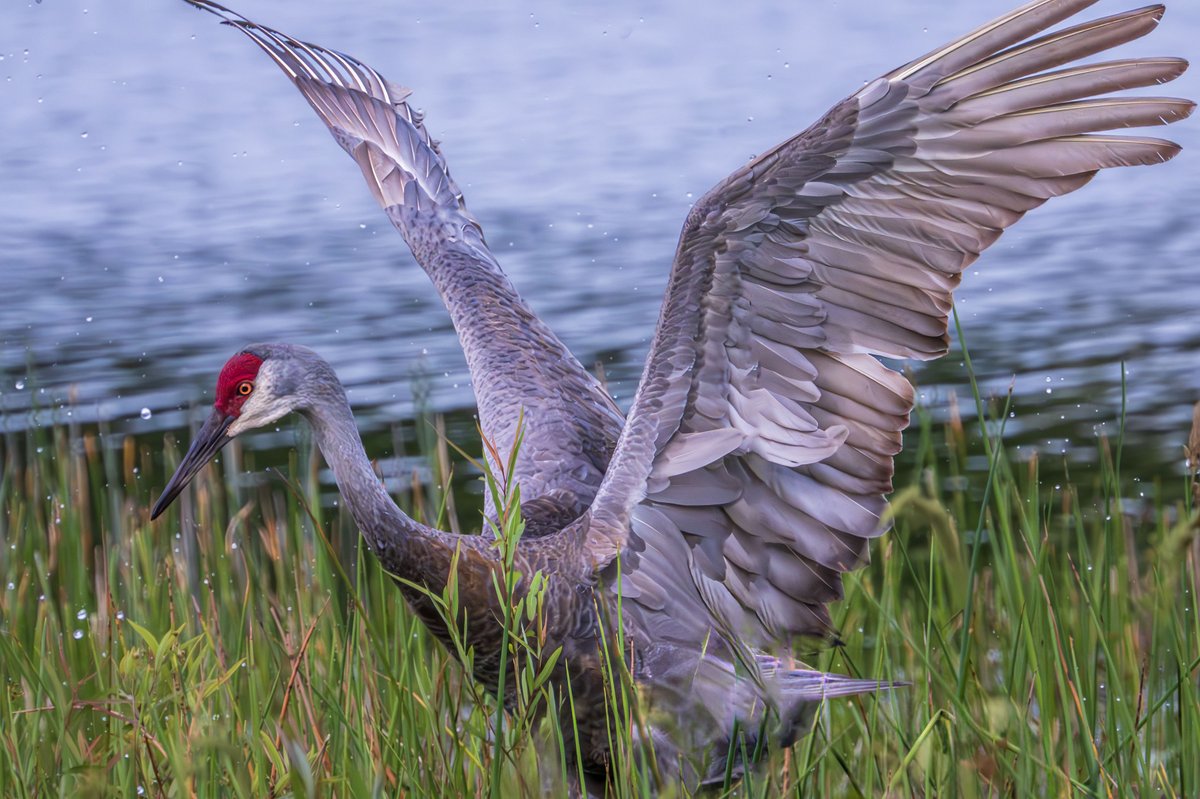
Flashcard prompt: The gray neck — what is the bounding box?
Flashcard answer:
[298,377,432,578]
[276,348,497,654]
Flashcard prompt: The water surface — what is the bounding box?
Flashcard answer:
[2,0,1197,478]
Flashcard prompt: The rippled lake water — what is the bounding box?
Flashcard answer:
[2,0,1198,480]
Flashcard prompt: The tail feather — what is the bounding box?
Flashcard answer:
[767,661,903,746]
[779,668,900,701]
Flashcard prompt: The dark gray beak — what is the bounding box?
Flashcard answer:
[151,410,235,520]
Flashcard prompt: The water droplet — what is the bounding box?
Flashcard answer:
[116,611,125,621]
[73,630,83,640]
[84,316,93,322]
[80,131,88,139]
[140,407,152,420]
[76,609,86,620]
[14,379,24,390]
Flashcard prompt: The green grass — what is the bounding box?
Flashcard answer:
[2,379,1198,797]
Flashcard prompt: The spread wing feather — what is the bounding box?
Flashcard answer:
[183,1,625,515]
[584,0,1191,654]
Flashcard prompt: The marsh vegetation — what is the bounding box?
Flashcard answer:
[2,364,1197,797]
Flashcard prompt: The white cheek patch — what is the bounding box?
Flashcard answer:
[227,365,293,436]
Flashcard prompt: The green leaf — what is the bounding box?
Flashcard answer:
[123,618,159,652]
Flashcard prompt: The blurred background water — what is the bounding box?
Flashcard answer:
[1,0,1197,482]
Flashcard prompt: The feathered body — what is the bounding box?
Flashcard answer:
[156,0,1193,789]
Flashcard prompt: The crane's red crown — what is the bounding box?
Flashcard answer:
[215,352,264,417]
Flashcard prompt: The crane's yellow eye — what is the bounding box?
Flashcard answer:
[237,381,254,396]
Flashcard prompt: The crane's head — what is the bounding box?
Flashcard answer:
[151,344,315,519]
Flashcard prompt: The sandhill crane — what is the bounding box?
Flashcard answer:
[154,0,1192,789]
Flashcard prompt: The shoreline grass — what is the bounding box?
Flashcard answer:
[1,382,1198,796]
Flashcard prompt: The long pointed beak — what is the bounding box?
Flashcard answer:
[151,410,236,520]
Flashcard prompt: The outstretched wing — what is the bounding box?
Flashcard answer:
[584,0,1191,653]
[183,1,624,514]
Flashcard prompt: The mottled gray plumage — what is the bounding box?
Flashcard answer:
[164,0,1192,790]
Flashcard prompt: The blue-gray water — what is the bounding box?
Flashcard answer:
[2,0,1198,474]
